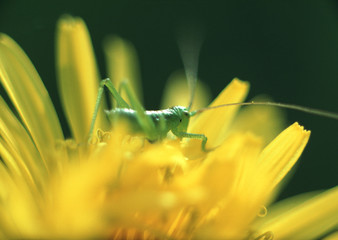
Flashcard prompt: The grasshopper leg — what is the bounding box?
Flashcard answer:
[172,129,210,152]
[119,81,158,141]
[88,78,130,141]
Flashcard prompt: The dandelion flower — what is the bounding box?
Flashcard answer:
[0,15,337,239]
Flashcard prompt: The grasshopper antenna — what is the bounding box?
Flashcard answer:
[177,25,204,111]
[190,101,338,120]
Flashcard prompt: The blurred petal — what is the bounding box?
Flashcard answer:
[104,35,142,104]
[56,15,108,142]
[0,165,44,238]
[0,96,46,189]
[202,133,262,201]
[161,71,212,110]
[254,187,338,239]
[324,232,338,240]
[0,34,64,166]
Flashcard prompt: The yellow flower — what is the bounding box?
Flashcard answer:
[0,15,337,239]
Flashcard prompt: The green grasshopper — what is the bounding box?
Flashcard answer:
[88,39,338,151]
[88,78,209,150]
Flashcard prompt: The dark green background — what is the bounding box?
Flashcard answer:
[1,0,337,201]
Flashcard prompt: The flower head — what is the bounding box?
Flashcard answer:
[0,15,337,239]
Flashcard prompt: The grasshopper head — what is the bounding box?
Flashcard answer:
[172,106,190,133]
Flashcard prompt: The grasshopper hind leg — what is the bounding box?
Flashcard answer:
[88,78,130,142]
[119,81,159,142]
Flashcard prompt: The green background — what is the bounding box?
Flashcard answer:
[0,0,337,201]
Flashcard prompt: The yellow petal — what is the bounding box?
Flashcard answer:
[203,132,262,200]
[0,96,47,191]
[254,186,338,239]
[193,134,265,239]
[104,35,143,104]
[161,71,212,111]
[187,78,249,149]
[257,122,310,191]
[323,231,338,240]
[0,34,64,165]
[56,15,108,142]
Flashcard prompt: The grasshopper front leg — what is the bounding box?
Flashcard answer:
[172,129,209,152]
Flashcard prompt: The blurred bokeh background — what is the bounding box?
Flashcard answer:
[0,0,337,201]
